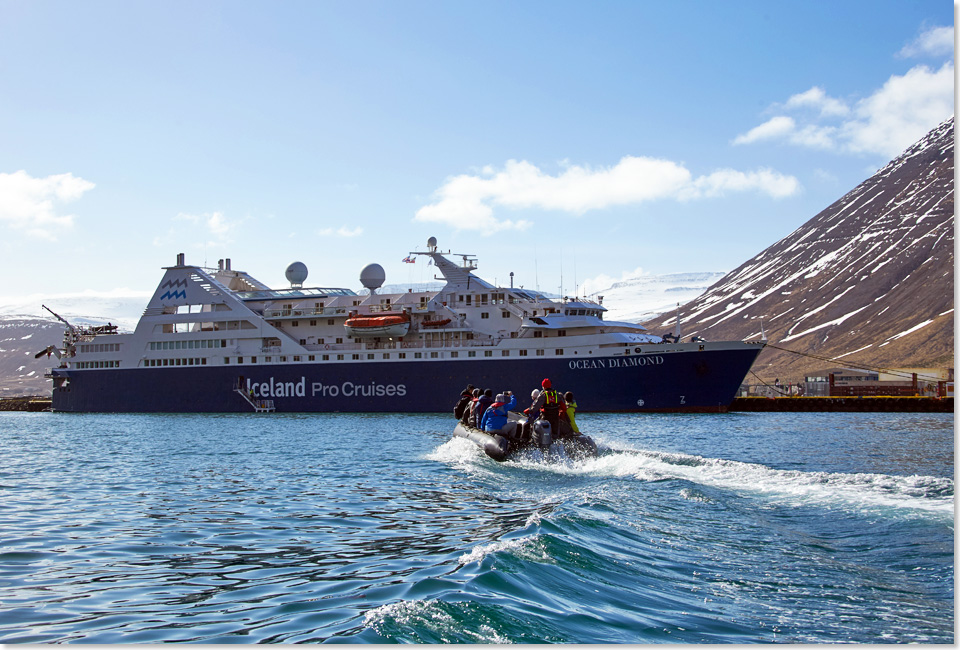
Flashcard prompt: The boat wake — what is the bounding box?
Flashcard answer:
[430,437,954,519]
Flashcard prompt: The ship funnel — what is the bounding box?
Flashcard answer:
[176,252,185,266]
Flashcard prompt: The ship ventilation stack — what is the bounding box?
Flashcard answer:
[176,253,185,266]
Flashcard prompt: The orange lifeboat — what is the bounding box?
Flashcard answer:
[421,318,451,328]
[344,312,411,338]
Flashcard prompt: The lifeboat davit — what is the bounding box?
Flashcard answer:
[344,312,411,338]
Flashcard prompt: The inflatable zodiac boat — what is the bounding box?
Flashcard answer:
[453,412,598,462]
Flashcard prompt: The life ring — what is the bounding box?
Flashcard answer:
[324,344,330,350]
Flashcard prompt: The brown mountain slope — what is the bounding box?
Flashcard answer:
[645,116,955,382]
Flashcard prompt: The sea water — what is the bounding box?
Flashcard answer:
[0,411,952,643]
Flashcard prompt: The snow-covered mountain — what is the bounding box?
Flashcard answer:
[0,292,150,332]
[646,116,955,381]
[583,271,728,324]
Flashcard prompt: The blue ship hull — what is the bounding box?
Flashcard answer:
[50,345,763,413]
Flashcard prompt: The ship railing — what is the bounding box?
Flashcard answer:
[261,307,349,318]
[297,338,503,352]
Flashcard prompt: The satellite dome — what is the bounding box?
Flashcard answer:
[285,261,308,288]
[427,236,438,251]
[360,263,386,293]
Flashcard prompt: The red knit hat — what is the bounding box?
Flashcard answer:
[542,378,551,389]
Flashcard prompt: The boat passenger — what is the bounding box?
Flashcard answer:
[464,388,481,425]
[472,388,494,428]
[453,384,475,420]
[558,391,579,437]
[481,391,517,434]
[530,378,561,440]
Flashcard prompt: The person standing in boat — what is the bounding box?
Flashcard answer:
[529,379,561,439]
[481,391,517,435]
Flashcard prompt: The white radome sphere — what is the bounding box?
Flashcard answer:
[360,263,386,290]
[285,261,308,287]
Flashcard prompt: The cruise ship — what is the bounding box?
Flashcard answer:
[47,237,764,413]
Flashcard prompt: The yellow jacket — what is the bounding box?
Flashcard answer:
[566,400,579,433]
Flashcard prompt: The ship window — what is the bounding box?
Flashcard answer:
[337,354,344,360]
[481,312,489,319]
[310,320,317,326]
[383,353,390,359]
[292,321,298,327]
[451,351,458,358]
[224,357,230,364]
[415,352,422,359]
[558,330,566,337]
[300,339,306,345]
[519,350,527,357]
[238,357,243,363]
[468,351,476,357]
[251,356,257,363]
[480,294,488,305]
[536,349,545,356]
[280,356,287,362]
[336,338,343,344]
[322,354,329,361]
[484,351,492,357]
[431,352,439,358]
[399,353,406,359]
[555,349,563,355]
[353,354,360,360]
[328,319,334,325]
[533,331,543,338]
[502,311,510,318]
[502,350,509,356]
[201,358,206,365]
[368,354,375,360]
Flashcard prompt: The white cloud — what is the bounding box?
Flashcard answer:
[733,116,796,145]
[0,170,95,239]
[415,156,799,232]
[784,87,850,117]
[690,168,800,199]
[733,63,954,158]
[842,63,955,157]
[578,266,645,297]
[173,211,238,246]
[317,225,364,237]
[898,25,955,58]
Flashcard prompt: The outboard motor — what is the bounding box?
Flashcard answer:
[532,419,553,449]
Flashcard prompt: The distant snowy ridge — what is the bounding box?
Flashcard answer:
[584,271,727,324]
[0,292,151,332]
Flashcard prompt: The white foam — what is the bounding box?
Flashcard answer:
[602,447,954,518]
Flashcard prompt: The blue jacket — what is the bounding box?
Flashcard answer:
[481,394,517,432]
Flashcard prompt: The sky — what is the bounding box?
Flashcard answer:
[0,1,954,309]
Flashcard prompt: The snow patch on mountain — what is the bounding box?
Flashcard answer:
[580,269,727,324]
